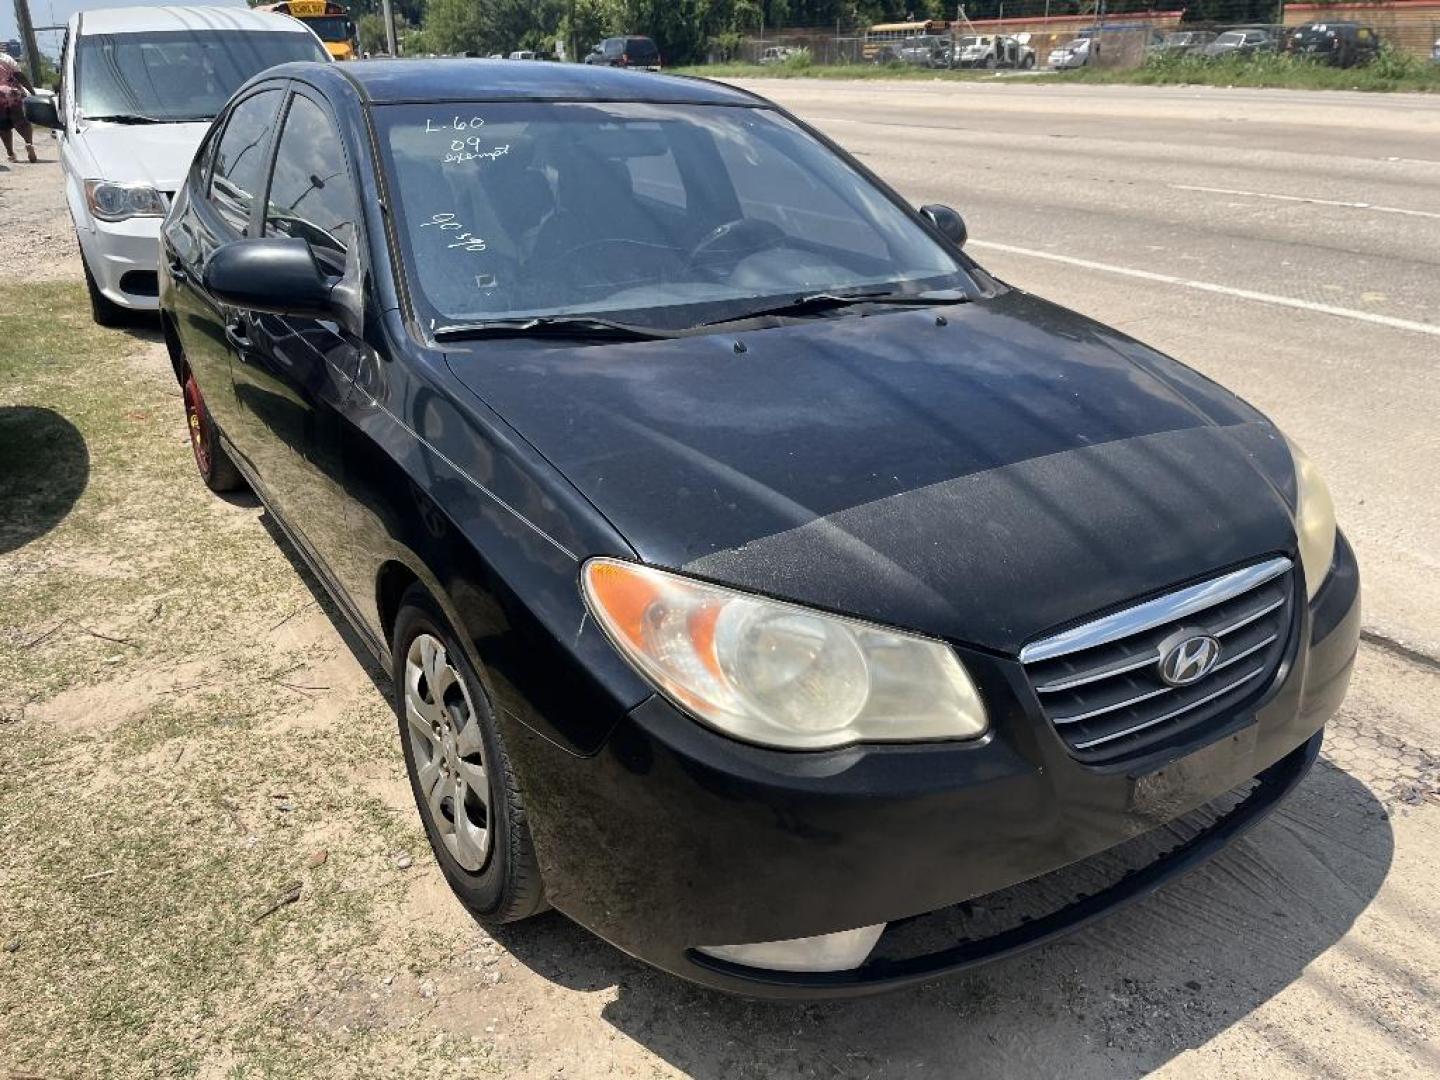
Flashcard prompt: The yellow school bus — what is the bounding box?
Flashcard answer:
[256,1,360,60]
[862,19,950,61]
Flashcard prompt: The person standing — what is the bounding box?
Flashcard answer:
[0,51,39,164]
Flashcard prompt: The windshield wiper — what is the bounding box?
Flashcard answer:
[699,289,967,328]
[433,316,676,342]
[84,113,207,125]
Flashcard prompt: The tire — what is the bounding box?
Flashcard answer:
[392,584,546,924]
[1022,54,1035,70]
[81,249,128,328]
[182,368,244,493]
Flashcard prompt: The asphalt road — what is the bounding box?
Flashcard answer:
[736,80,1440,658]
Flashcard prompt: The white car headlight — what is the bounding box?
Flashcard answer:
[582,559,988,750]
[84,180,167,222]
[1287,437,1337,601]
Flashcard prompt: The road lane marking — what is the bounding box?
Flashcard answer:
[1171,183,1440,220]
[969,240,1440,338]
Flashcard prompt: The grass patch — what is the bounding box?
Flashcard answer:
[0,284,480,1076]
[1050,50,1440,93]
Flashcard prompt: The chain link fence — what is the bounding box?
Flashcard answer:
[729,2,1440,71]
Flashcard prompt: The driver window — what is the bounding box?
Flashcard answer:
[210,88,283,234]
[264,94,360,270]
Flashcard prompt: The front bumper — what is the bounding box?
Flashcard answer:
[510,534,1359,997]
[77,214,163,311]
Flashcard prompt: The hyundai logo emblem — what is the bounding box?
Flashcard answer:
[1157,632,1222,687]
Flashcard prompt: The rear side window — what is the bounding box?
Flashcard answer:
[603,39,623,57]
[264,94,359,268]
[210,89,283,234]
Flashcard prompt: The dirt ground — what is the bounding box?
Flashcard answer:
[2,137,1438,1079]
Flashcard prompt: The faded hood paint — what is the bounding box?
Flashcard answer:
[444,291,1301,654]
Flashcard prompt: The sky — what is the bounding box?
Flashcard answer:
[3,0,244,56]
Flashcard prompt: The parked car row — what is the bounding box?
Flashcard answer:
[1150,21,1387,68]
[877,32,1036,70]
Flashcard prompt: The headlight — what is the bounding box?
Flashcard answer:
[1287,437,1336,601]
[582,559,988,750]
[83,180,167,222]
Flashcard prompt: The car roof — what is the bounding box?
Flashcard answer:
[77,4,312,36]
[335,59,759,106]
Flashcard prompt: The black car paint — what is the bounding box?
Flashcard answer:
[1285,23,1381,68]
[160,60,1360,996]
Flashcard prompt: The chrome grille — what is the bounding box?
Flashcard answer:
[1021,557,1294,761]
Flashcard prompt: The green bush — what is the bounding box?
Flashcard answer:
[781,49,813,72]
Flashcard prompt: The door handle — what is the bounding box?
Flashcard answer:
[167,256,188,284]
[224,317,253,353]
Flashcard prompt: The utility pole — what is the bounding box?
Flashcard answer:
[13,0,43,84]
[381,0,397,56]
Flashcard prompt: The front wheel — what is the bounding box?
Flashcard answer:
[81,249,128,328]
[393,585,546,925]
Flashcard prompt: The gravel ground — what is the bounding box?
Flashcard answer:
[0,134,80,282]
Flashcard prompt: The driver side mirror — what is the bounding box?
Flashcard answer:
[920,204,967,249]
[24,95,61,130]
[204,237,361,333]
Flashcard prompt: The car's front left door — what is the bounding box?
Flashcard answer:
[231,87,364,585]
[166,85,287,446]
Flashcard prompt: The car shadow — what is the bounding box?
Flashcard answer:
[489,758,1394,1077]
[0,405,89,553]
[112,311,164,344]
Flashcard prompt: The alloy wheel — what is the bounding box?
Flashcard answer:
[183,374,212,477]
[404,633,492,871]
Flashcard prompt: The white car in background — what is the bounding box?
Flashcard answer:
[1048,37,1097,69]
[25,5,329,324]
[955,34,1037,69]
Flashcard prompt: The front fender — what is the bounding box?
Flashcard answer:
[339,317,651,756]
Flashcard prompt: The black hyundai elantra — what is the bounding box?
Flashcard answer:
[158,60,1359,997]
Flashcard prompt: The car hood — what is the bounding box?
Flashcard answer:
[73,120,210,190]
[444,291,1300,655]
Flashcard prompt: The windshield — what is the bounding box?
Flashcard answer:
[378,102,977,333]
[76,30,328,122]
[301,15,351,43]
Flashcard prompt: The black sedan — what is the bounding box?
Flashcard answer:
[159,60,1359,997]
